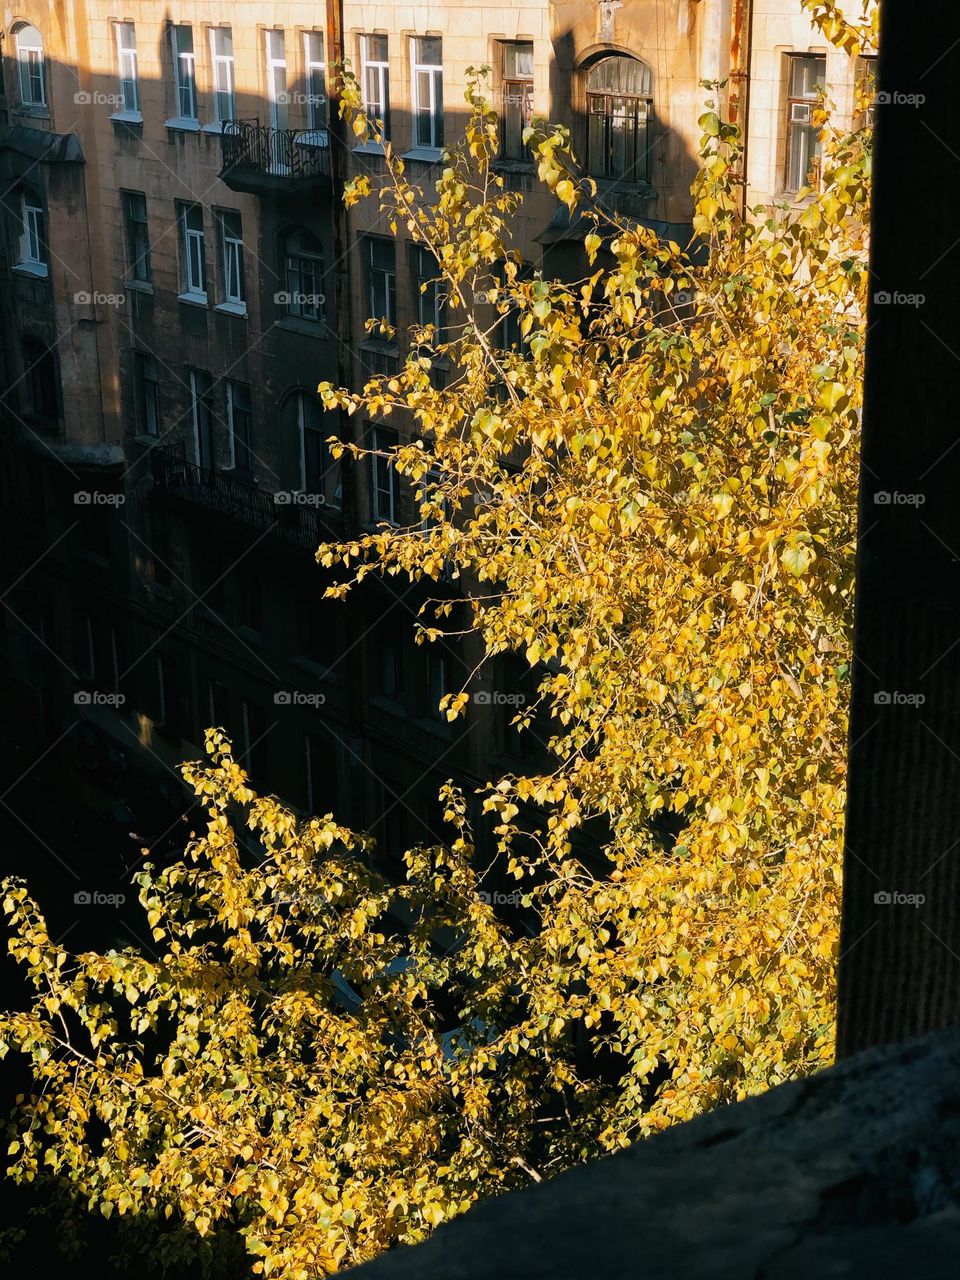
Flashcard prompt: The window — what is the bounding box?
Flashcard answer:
[500,42,533,160]
[298,391,341,506]
[21,340,58,422]
[217,209,245,308]
[366,237,396,331]
[178,202,206,299]
[171,24,197,121]
[208,679,230,729]
[411,36,443,149]
[265,30,288,129]
[784,55,826,192]
[189,368,215,471]
[134,352,161,437]
[227,380,253,473]
[14,24,45,107]
[114,22,139,114]
[122,191,151,284]
[414,245,445,338]
[297,600,337,668]
[377,632,404,699]
[18,190,47,275]
[241,699,269,783]
[360,34,390,138]
[586,55,654,183]
[303,31,327,130]
[305,733,337,816]
[284,227,325,322]
[210,27,236,124]
[371,425,399,523]
[856,54,877,128]
[427,649,447,720]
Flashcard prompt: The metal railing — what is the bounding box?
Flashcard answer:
[152,447,340,552]
[220,121,331,183]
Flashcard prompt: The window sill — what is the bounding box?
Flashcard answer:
[110,110,143,125]
[353,140,387,157]
[413,716,454,741]
[13,262,49,279]
[125,278,153,294]
[492,157,535,174]
[134,433,162,447]
[369,695,407,719]
[201,120,227,134]
[14,105,49,119]
[402,146,444,164]
[142,582,174,603]
[291,655,340,684]
[215,301,248,318]
[277,314,328,339]
[177,291,208,308]
[165,117,201,132]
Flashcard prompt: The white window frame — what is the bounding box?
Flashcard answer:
[265,29,288,130]
[210,27,236,125]
[18,193,47,276]
[217,210,245,309]
[285,229,325,323]
[303,31,327,130]
[411,36,443,151]
[189,368,215,469]
[114,21,140,116]
[15,25,46,108]
[135,351,161,437]
[171,24,197,123]
[372,425,399,524]
[178,203,207,301]
[297,391,341,507]
[367,237,396,329]
[360,34,390,138]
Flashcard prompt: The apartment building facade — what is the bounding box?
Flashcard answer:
[0,0,871,859]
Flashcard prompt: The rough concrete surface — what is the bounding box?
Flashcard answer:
[349,1029,960,1278]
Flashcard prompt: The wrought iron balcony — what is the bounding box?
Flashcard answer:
[219,121,331,195]
[152,447,340,552]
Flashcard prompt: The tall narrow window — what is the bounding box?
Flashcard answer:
[360,34,390,138]
[587,55,653,183]
[415,245,445,337]
[784,55,826,192]
[171,25,197,121]
[500,42,533,159]
[284,228,325,322]
[242,699,269,783]
[303,31,327,130]
[122,191,151,284]
[210,27,236,124]
[427,649,447,720]
[14,24,46,107]
[135,352,161,437]
[265,30,288,130]
[115,21,140,114]
[217,209,245,308]
[189,368,215,471]
[227,380,253,473]
[178,202,206,300]
[366,237,396,330]
[18,191,47,275]
[21,340,59,423]
[371,425,399,524]
[298,392,341,506]
[411,36,443,149]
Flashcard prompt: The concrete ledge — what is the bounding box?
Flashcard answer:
[349,1029,960,1278]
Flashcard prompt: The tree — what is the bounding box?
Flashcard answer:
[0,8,875,1276]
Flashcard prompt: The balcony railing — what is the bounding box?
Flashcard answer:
[219,121,331,193]
[152,447,340,552]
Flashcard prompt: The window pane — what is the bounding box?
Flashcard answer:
[503,42,533,80]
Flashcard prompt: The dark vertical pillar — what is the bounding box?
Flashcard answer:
[838,2,960,1054]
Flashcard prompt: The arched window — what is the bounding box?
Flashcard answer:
[295,391,341,507]
[283,228,325,322]
[585,54,653,183]
[16,187,47,275]
[21,339,59,423]
[14,24,46,107]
